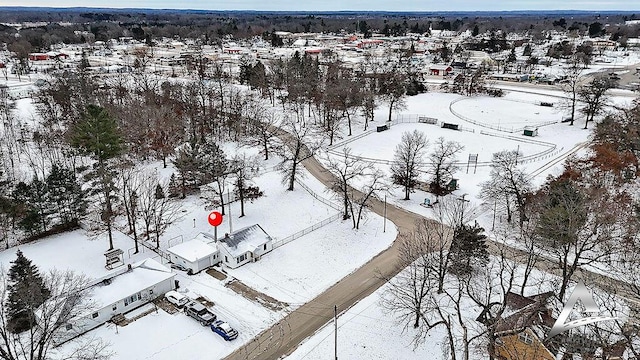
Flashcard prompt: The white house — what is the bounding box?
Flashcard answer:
[218,224,273,269]
[55,258,175,344]
[166,233,220,274]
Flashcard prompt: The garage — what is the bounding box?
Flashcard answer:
[166,233,220,274]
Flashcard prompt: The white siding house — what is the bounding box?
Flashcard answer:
[218,224,273,269]
[55,258,175,344]
[166,233,220,274]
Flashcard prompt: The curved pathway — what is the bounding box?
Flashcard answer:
[224,130,423,360]
[225,122,638,360]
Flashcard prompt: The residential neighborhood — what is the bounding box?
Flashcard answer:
[0,3,639,360]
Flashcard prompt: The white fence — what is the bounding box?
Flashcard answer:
[294,178,342,212]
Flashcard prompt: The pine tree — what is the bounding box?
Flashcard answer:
[46,164,86,226]
[154,184,165,200]
[167,173,181,198]
[447,223,489,276]
[71,105,124,250]
[6,250,50,333]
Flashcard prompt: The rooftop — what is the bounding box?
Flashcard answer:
[219,224,272,257]
[166,234,218,262]
[86,258,174,309]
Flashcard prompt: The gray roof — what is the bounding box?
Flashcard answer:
[219,224,272,257]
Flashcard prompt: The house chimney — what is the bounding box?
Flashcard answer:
[127,264,132,272]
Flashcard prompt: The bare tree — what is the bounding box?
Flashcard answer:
[136,171,181,247]
[534,179,620,301]
[464,247,519,360]
[480,150,531,227]
[377,65,408,122]
[245,103,277,161]
[559,59,584,126]
[391,130,429,200]
[579,75,615,129]
[380,230,451,350]
[352,169,387,230]
[327,148,365,221]
[230,154,263,218]
[430,196,478,292]
[428,137,464,195]
[119,165,142,253]
[0,268,112,360]
[276,116,320,191]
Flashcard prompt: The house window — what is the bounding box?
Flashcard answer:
[92,312,99,319]
[136,292,142,300]
[518,332,533,345]
[263,244,267,251]
[238,254,246,262]
[124,298,130,306]
[112,304,117,311]
[225,256,228,263]
[65,324,72,331]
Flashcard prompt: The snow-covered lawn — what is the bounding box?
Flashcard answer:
[228,217,396,304]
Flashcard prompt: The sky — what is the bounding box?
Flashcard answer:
[0,0,638,12]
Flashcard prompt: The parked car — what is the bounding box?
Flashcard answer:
[210,320,238,341]
[185,301,216,326]
[165,290,189,308]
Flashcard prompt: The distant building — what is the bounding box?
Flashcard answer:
[429,64,453,76]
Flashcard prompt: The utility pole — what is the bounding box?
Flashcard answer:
[383,195,387,233]
[228,187,233,234]
[334,305,338,360]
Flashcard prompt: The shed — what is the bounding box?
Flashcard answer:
[446,178,459,191]
[166,233,220,274]
[523,127,538,137]
[218,224,273,269]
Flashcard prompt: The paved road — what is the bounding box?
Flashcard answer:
[225,134,425,360]
[226,119,640,360]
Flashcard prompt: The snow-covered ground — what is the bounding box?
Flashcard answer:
[2,63,637,359]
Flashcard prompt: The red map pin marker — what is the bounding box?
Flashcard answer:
[208,211,223,227]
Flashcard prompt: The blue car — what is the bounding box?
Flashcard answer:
[210,320,238,341]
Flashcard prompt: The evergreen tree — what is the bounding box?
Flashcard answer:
[11,180,49,236]
[71,105,124,250]
[167,173,181,198]
[472,24,479,37]
[46,164,86,226]
[173,141,203,197]
[6,250,50,333]
[507,47,517,63]
[447,223,489,276]
[155,184,165,200]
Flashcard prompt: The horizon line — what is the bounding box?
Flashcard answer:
[0,6,638,13]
